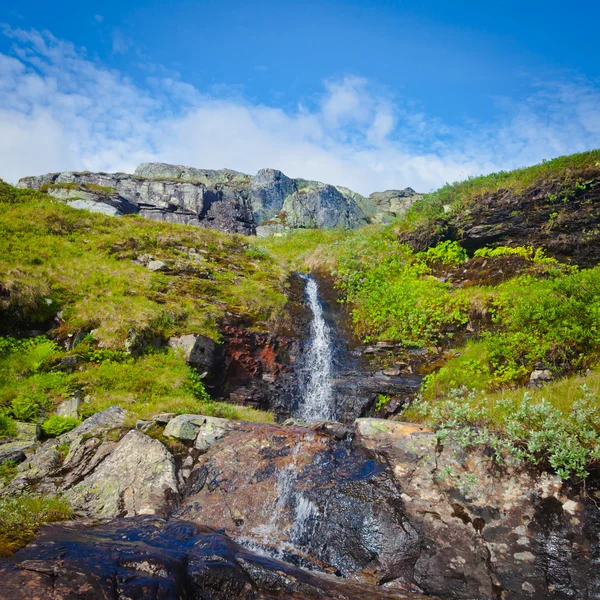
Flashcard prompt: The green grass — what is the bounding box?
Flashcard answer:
[0,493,72,556]
[0,335,274,426]
[0,180,287,346]
[420,148,600,213]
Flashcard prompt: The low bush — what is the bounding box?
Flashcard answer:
[422,240,467,265]
[0,493,72,556]
[408,385,600,480]
[0,414,16,439]
[41,415,80,437]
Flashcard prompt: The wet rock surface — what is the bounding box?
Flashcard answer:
[1,412,599,599]
[0,517,429,600]
[355,419,600,600]
[176,424,422,585]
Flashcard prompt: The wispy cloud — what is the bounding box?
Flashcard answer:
[111,29,132,55]
[0,27,599,193]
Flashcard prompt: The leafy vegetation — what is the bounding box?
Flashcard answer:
[0,415,17,439]
[41,415,80,437]
[406,385,600,480]
[0,334,273,426]
[0,493,72,556]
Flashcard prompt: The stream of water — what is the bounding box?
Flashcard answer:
[241,275,334,559]
[297,274,334,422]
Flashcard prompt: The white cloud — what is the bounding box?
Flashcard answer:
[0,27,599,194]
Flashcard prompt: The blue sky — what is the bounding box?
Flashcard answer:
[1,0,599,193]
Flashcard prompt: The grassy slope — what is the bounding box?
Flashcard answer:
[3,150,600,480]
[0,181,281,428]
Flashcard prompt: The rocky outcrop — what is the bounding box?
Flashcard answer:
[176,423,421,584]
[65,430,178,518]
[18,170,256,235]
[355,419,600,600]
[0,422,38,465]
[168,333,223,374]
[163,414,233,451]
[0,517,429,600]
[370,188,423,220]
[398,176,600,268]
[1,409,599,599]
[17,162,399,235]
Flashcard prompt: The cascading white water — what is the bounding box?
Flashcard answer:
[297,276,334,422]
[239,275,333,558]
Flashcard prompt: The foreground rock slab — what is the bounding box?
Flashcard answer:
[355,419,600,600]
[0,517,430,600]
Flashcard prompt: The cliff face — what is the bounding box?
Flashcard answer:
[17,168,257,235]
[18,162,401,235]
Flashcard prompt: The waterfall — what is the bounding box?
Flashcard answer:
[239,275,333,560]
[297,275,334,422]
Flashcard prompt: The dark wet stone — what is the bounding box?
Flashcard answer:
[0,517,429,599]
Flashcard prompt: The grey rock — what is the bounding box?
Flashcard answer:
[56,396,82,419]
[66,430,178,518]
[0,441,35,465]
[15,421,39,442]
[134,162,249,186]
[153,413,175,425]
[163,414,205,441]
[68,199,121,216]
[529,368,553,386]
[7,407,127,493]
[146,259,167,272]
[369,188,422,220]
[250,168,296,223]
[382,368,402,377]
[66,406,126,441]
[18,163,397,235]
[168,334,221,371]
[53,355,82,373]
[18,169,255,235]
[163,414,234,450]
[282,418,310,427]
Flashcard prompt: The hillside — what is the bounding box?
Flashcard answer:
[2,152,600,599]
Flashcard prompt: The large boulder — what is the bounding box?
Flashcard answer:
[175,423,421,583]
[168,333,222,372]
[66,430,178,518]
[369,188,422,220]
[354,419,600,600]
[163,414,234,450]
[6,407,126,494]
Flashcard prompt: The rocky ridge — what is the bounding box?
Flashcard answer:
[17,163,421,236]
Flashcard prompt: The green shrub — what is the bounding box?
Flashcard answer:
[10,396,40,422]
[473,245,559,265]
[333,231,469,345]
[0,415,17,439]
[422,241,467,265]
[408,385,600,480]
[0,493,72,556]
[41,415,80,437]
